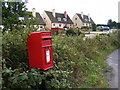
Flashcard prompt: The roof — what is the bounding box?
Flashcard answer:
[21,11,46,25]
[76,13,95,24]
[45,11,73,24]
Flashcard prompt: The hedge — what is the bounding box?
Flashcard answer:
[1,28,120,89]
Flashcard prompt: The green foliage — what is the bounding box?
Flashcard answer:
[117,23,120,29]
[107,19,117,29]
[81,26,89,29]
[92,24,97,31]
[2,27,120,88]
[81,26,91,31]
[66,28,77,36]
[2,1,27,32]
[2,28,73,89]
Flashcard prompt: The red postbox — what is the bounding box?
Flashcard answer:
[27,31,54,70]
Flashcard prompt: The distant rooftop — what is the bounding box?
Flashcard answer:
[45,11,73,24]
[76,13,95,24]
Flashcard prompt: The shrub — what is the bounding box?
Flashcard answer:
[92,24,97,31]
[2,28,73,89]
[66,28,77,36]
[2,27,120,88]
[81,26,89,29]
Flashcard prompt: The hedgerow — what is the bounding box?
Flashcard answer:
[1,28,120,89]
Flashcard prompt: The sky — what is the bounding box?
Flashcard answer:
[26,0,119,24]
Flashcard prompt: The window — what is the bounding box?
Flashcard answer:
[75,23,77,26]
[63,18,67,21]
[40,26,43,28]
[75,18,77,20]
[57,17,61,21]
[59,24,61,27]
[53,24,55,26]
[44,17,46,20]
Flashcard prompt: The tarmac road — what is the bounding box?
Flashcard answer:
[106,48,120,88]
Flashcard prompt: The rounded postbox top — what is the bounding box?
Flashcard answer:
[29,31,52,36]
[28,31,52,40]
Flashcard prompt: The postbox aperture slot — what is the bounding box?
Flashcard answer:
[43,38,52,40]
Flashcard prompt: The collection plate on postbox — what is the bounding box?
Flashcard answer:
[27,31,54,70]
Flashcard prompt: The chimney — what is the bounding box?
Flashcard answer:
[64,11,67,18]
[81,12,83,18]
[52,9,56,17]
[88,13,90,21]
[32,8,36,17]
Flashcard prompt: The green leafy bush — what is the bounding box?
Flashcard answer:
[2,28,120,89]
[66,28,77,36]
[92,24,97,31]
[2,28,73,89]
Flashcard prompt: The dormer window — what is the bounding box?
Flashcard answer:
[63,18,67,21]
[18,17,24,21]
[57,17,61,21]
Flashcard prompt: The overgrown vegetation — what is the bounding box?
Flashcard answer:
[2,1,28,32]
[92,24,97,31]
[1,27,120,88]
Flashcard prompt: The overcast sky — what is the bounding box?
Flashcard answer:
[26,0,119,24]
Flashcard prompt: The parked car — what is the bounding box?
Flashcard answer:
[103,26,110,30]
[97,26,110,30]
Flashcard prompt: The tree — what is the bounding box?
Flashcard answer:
[107,19,112,25]
[2,1,28,32]
[92,24,96,31]
[107,19,117,29]
[117,23,120,29]
[107,19,113,29]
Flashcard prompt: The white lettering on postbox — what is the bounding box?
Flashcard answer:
[46,50,50,63]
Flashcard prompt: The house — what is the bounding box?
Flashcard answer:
[18,8,46,29]
[42,9,74,31]
[72,12,95,29]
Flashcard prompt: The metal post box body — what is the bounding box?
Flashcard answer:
[28,31,54,70]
